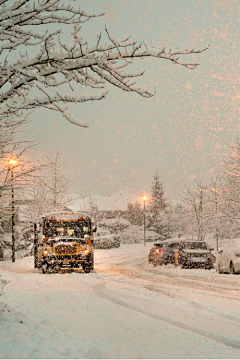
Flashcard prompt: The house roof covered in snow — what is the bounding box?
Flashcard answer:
[68,190,143,212]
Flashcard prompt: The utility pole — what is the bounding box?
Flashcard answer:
[199,188,203,241]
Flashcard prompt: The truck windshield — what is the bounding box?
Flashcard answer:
[43,221,91,237]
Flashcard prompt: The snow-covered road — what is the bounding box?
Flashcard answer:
[1,243,240,358]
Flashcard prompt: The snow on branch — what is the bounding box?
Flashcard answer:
[0,0,209,127]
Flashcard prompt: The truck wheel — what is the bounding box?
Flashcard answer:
[82,262,93,273]
[54,264,61,273]
[217,263,221,273]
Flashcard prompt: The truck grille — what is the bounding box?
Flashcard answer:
[54,244,77,255]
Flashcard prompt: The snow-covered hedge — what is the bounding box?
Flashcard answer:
[94,234,121,249]
[119,225,161,244]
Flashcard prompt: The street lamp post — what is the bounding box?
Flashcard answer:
[142,196,147,246]
[212,188,219,252]
[199,188,203,241]
[8,158,17,263]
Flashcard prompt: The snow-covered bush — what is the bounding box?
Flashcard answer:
[94,227,121,249]
[0,275,8,297]
[97,218,130,234]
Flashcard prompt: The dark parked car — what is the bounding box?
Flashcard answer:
[163,240,181,264]
[148,240,181,267]
[178,240,214,269]
[148,242,167,266]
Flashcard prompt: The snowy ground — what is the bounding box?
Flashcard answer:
[1,243,240,359]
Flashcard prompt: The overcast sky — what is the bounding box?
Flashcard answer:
[19,0,240,200]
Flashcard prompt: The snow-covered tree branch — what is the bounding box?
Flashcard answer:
[0,0,210,127]
[181,181,210,241]
[22,147,79,222]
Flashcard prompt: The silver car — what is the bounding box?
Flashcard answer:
[217,240,240,274]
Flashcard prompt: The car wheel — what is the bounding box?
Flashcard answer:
[230,262,235,275]
[180,263,185,269]
[216,263,221,274]
[153,263,157,267]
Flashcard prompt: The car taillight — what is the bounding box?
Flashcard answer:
[156,249,164,253]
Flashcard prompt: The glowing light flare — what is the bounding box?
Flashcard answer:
[142,196,147,201]
[8,158,18,167]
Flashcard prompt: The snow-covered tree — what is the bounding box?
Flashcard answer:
[85,192,100,221]
[0,119,42,260]
[23,148,76,221]
[146,172,167,237]
[0,1,209,128]
[0,120,36,217]
[181,181,209,241]
[126,202,143,226]
[149,172,167,215]
[171,202,189,238]
[220,139,240,238]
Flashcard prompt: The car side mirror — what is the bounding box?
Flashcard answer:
[235,252,240,257]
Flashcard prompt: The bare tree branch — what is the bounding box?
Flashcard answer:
[0,0,209,127]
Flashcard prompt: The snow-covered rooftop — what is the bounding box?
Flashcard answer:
[69,190,144,212]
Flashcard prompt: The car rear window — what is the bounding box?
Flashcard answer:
[154,243,164,248]
[167,243,179,248]
[181,242,208,250]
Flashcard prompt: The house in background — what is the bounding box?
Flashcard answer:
[68,190,144,219]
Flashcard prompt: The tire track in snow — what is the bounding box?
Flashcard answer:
[93,281,240,351]
[112,258,240,301]
[97,255,240,331]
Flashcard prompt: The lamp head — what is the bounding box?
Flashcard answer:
[8,158,17,167]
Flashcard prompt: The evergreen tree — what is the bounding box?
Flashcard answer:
[126,202,143,226]
[149,172,167,215]
[220,139,240,238]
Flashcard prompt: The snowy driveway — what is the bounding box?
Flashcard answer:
[1,243,240,358]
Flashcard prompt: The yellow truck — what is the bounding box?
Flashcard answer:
[35,211,96,273]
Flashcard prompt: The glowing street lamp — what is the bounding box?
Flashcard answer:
[8,157,18,262]
[142,196,147,246]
